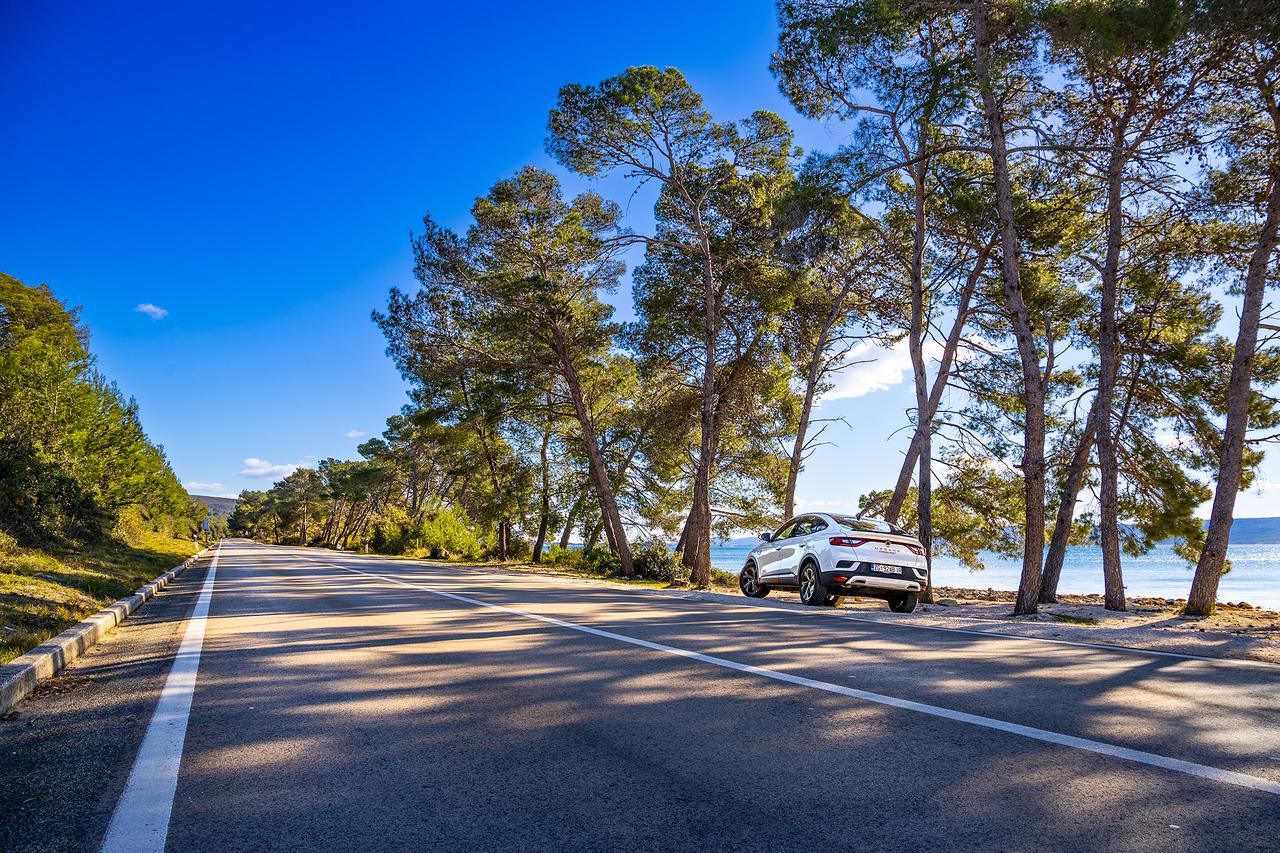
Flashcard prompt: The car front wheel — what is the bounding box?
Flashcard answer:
[888,592,919,613]
[799,562,828,606]
[739,564,770,598]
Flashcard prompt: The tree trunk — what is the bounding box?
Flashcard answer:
[885,244,988,524]
[784,288,848,519]
[584,517,602,552]
[1186,159,1280,614]
[973,2,1046,615]
[908,147,934,603]
[532,407,552,563]
[557,333,634,578]
[681,219,720,590]
[559,485,587,550]
[1040,404,1098,603]
[1096,134,1128,612]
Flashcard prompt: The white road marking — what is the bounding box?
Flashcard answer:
[318,558,1280,797]
[100,541,221,853]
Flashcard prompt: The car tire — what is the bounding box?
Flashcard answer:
[824,594,844,607]
[739,563,770,598]
[799,561,828,606]
[888,592,919,613]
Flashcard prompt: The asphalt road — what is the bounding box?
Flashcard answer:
[3,539,1279,852]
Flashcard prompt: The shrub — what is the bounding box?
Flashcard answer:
[368,506,412,554]
[632,544,687,583]
[542,545,580,567]
[0,529,17,554]
[709,567,738,587]
[580,547,621,576]
[413,508,484,560]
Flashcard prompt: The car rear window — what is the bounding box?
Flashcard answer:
[830,515,908,536]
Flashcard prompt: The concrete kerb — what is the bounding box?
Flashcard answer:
[0,544,213,716]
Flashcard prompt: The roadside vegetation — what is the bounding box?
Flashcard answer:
[223,2,1279,616]
[0,274,205,662]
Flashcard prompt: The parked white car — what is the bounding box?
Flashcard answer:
[738,513,928,612]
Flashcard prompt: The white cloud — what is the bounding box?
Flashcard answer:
[345,429,366,439]
[821,339,944,402]
[135,303,169,320]
[184,481,236,498]
[239,458,299,479]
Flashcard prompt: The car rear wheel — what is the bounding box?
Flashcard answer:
[888,592,919,613]
[739,563,770,598]
[824,594,844,607]
[799,562,828,606]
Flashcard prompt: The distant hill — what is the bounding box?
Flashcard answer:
[1218,517,1280,545]
[192,494,238,519]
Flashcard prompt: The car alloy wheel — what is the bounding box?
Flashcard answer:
[739,564,769,598]
[800,563,827,606]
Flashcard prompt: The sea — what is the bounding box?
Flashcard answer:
[708,540,1280,609]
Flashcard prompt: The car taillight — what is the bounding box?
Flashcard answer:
[907,544,925,556]
[829,537,869,548]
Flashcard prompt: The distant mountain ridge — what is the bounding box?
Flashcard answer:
[192,494,238,519]
[1217,517,1280,545]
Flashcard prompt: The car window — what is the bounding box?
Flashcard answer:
[829,515,908,536]
[773,520,799,540]
[808,516,829,533]
[790,518,813,537]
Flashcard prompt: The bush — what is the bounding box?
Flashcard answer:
[412,508,484,560]
[580,547,621,576]
[632,544,687,583]
[368,506,412,554]
[541,545,580,567]
[709,567,738,587]
[0,529,17,554]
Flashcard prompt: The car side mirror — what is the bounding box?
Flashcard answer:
[759,531,773,542]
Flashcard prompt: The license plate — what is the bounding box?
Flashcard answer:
[871,564,902,574]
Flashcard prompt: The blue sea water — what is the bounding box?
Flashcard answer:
[709,541,1280,608]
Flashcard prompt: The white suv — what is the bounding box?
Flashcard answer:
[738,513,928,612]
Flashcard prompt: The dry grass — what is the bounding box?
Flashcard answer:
[0,531,196,664]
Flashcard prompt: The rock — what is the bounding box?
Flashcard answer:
[937,598,959,607]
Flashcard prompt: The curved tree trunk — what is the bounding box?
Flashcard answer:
[1187,157,1280,614]
[974,2,1046,615]
[1041,405,1097,603]
[558,335,634,578]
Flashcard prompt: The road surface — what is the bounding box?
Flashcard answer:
[2,539,1278,852]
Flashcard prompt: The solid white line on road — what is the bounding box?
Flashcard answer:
[319,559,1280,797]
[100,541,221,853]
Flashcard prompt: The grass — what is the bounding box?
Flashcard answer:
[1053,613,1099,625]
[0,530,198,665]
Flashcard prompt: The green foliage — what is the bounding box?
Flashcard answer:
[0,273,198,548]
[631,543,688,583]
[413,507,485,560]
[580,547,622,576]
[542,545,580,566]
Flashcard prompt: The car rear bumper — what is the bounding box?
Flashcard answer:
[822,562,926,596]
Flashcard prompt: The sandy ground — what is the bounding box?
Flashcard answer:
[499,562,1280,665]
[823,586,1280,665]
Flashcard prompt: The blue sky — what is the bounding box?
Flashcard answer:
[2,1,1274,517]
